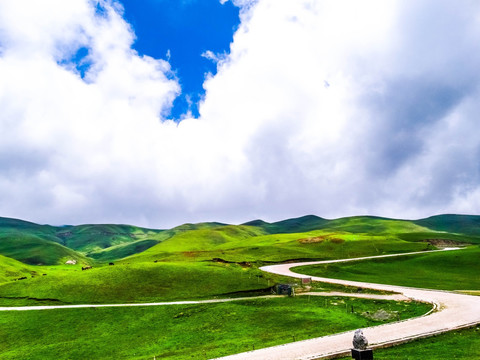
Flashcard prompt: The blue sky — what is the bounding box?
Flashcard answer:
[0,0,480,228]
[119,0,240,118]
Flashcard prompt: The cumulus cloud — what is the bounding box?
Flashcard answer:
[198,0,480,221]
[1,0,480,227]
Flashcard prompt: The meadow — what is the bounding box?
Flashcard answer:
[0,214,478,359]
[0,296,431,360]
[294,246,480,291]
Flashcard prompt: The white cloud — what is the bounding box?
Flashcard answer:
[201,50,227,64]
[1,0,480,228]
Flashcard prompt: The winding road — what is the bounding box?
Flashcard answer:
[213,249,480,360]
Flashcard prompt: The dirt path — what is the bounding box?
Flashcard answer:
[0,292,408,312]
[0,295,285,311]
[213,248,480,360]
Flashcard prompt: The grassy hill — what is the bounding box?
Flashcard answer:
[414,214,480,237]
[56,224,165,252]
[0,231,88,265]
[243,215,329,234]
[0,253,35,283]
[127,215,439,265]
[1,213,479,266]
[0,217,167,265]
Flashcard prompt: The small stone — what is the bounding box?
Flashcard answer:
[352,329,368,350]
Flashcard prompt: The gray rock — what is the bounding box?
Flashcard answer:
[352,329,368,350]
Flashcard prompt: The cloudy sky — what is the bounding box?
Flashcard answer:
[1,0,480,228]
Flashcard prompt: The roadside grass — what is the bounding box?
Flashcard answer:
[0,296,431,360]
[0,259,399,306]
[338,325,480,360]
[294,247,480,291]
[0,262,281,306]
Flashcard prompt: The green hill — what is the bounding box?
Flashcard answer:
[243,215,328,233]
[0,218,88,265]
[0,253,35,283]
[128,215,437,264]
[0,217,166,265]
[56,224,164,253]
[1,213,480,267]
[0,232,88,266]
[414,214,480,236]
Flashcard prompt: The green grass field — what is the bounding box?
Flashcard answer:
[294,246,480,291]
[0,296,431,360]
[0,261,284,306]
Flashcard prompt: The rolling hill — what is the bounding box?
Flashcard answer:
[0,214,478,267]
[0,217,166,265]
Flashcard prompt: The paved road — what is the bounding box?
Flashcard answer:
[213,248,480,360]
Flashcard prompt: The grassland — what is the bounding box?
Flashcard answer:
[294,246,480,291]
[0,262,278,306]
[0,214,478,359]
[0,296,431,360]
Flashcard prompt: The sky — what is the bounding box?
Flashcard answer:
[119,0,240,118]
[1,0,480,228]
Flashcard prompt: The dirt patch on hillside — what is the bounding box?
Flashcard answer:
[297,235,345,244]
[210,258,252,267]
[298,236,325,244]
[422,239,468,248]
[298,236,344,244]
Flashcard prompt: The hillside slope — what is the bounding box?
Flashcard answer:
[1,214,479,266]
[414,214,480,236]
[0,217,164,264]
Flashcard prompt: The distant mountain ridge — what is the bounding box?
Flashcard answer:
[0,213,479,266]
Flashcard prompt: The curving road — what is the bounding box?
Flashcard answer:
[213,249,480,360]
